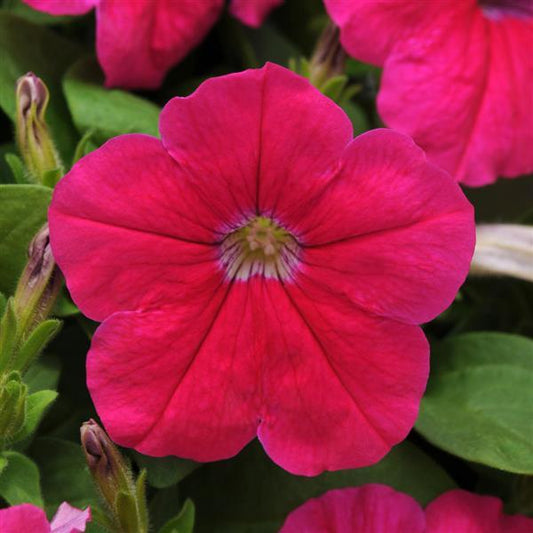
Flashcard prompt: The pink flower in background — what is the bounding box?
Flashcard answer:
[324,0,533,186]
[22,0,282,89]
[0,502,91,533]
[49,63,474,475]
[280,485,533,532]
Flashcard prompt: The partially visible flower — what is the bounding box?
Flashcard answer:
[22,0,283,89]
[323,0,533,186]
[280,485,533,532]
[49,63,474,475]
[0,502,90,533]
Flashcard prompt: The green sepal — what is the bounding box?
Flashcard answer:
[4,153,27,184]
[135,469,149,533]
[159,499,195,533]
[115,490,144,533]
[41,167,62,188]
[0,371,27,443]
[0,298,18,372]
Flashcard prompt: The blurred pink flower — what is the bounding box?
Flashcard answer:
[22,0,282,89]
[324,0,533,186]
[280,485,533,532]
[0,502,91,533]
[49,63,474,475]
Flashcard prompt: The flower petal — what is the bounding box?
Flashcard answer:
[96,0,223,88]
[87,281,264,461]
[22,0,98,15]
[230,0,283,28]
[160,63,352,221]
[50,503,91,533]
[293,129,475,324]
[0,504,49,533]
[258,280,428,475]
[49,134,223,321]
[425,490,533,533]
[280,485,425,533]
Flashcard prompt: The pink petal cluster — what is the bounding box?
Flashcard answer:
[0,502,91,533]
[49,63,474,476]
[22,0,283,89]
[280,485,533,532]
[324,0,533,186]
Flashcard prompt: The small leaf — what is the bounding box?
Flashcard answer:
[159,499,195,533]
[23,353,61,393]
[0,298,18,371]
[4,153,27,184]
[416,332,533,474]
[12,389,58,443]
[0,450,43,506]
[0,184,52,295]
[63,56,160,145]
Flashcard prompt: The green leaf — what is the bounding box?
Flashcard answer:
[133,452,199,489]
[13,389,58,443]
[30,437,99,511]
[183,440,455,532]
[0,184,52,294]
[0,13,81,161]
[4,153,27,184]
[23,353,61,393]
[159,499,195,533]
[0,450,43,506]
[63,56,160,145]
[416,332,533,474]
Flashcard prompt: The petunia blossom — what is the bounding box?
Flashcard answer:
[323,0,533,186]
[22,0,282,89]
[0,502,91,533]
[48,63,475,476]
[280,485,533,532]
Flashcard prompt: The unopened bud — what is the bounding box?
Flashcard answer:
[81,420,149,533]
[13,224,62,337]
[309,22,347,88]
[15,72,62,184]
[0,372,27,444]
[470,224,533,282]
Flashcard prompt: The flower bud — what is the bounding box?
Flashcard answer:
[309,22,347,88]
[0,372,27,444]
[13,224,62,338]
[470,224,533,282]
[15,72,62,184]
[81,420,149,533]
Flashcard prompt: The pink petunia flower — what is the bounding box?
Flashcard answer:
[323,0,533,186]
[48,63,475,475]
[280,485,533,532]
[0,502,91,533]
[22,0,282,89]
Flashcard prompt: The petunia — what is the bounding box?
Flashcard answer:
[280,485,533,532]
[323,0,533,186]
[22,0,282,89]
[0,502,91,533]
[48,63,475,475]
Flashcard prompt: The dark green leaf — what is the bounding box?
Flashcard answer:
[417,332,533,474]
[0,184,51,294]
[133,452,199,489]
[63,56,160,145]
[24,353,61,393]
[0,13,81,161]
[0,450,42,505]
[159,499,195,533]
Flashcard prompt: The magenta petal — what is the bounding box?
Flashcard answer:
[230,0,283,27]
[22,0,98,16]
[258,282,428,475]
[49,134,223,322]
[96,0,223,89]
[295,129,475,324]
[87,282,263,461]
[280,485,425,533]
[50,503,91,533]
[160,63,352,225]
[0,504,50,533]
[425,490,533,532]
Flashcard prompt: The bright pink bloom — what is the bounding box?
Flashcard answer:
[324,0,533,186]
[280,486,533,532]
[0,503,91,533]
[48,63,474,475]
[22,0,282,89]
